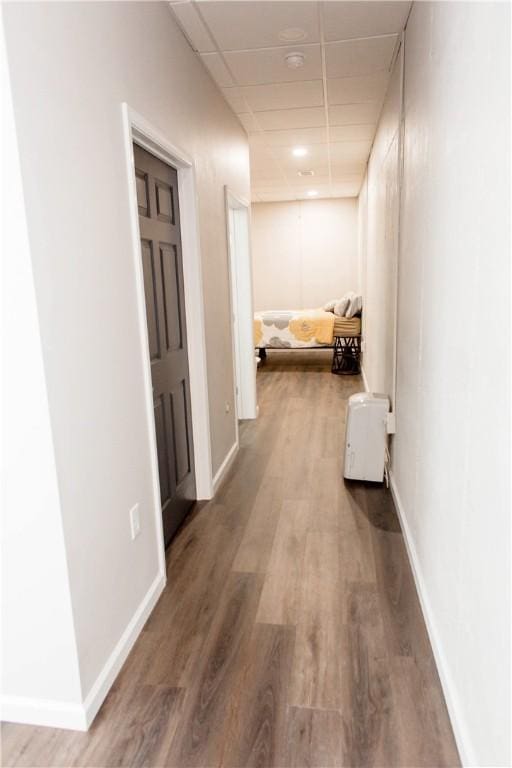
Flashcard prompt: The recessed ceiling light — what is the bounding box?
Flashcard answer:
[278,27,307,43]
[285,51,305,69]
[298,170,314,177]
[307,190,319,197]
[292,146,308,157]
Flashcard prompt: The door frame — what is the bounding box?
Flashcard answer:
[121,103,214,568]
[224,187,258,422]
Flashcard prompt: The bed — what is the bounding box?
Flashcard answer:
[254,308,362,373]
[254,309,361,375]
[254,309,361,349]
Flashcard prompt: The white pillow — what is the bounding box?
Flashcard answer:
[323,299,337,312]
[334,293,352,316]
[346,293,362,318]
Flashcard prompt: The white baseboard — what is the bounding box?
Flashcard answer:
[388,471,473,767]
[83,571,165,728]
[212,440,238,494]
[1,572,166,732]
[361,365,370,392]
[0,695,88,731]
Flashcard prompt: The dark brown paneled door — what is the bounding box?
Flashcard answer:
[134,143,196,547]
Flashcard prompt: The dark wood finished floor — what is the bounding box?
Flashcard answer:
[2,350,460,767]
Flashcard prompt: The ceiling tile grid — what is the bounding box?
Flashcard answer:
[170,0,411,201]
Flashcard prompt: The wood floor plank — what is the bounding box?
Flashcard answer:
[256,499,311,625]
[222,623,295,768]
[289,619,342,711]
[76,686,183,768]
[1,724,83,768]
[340,582,398,767]
[267,395,318,501]
[1,681,132,768]
[144,522,242,687]
[208,447,270,533]
[110,629,160,693]
[232,475,282,573]
[300,532,341,620]
[339,526,377,583]
[284,706,343,767]
[322,413,346,458]
[309,457,345,532]
[389,655,460,767]
[143,516,230,634]
[289,531,343,710]
[164,571,263,767]
[370,497,432,659]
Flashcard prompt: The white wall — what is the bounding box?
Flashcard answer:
[360,3,510,765]
[358,49,401,405]
[1,18,83,724]
[251,198,358,310]
[2,1,249,728]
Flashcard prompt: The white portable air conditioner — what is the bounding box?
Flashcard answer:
[344,392,390,482]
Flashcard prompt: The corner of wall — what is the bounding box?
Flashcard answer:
[82,572,165,728]
[1,16,83,724]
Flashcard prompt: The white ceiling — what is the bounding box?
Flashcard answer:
[169,1,411,202]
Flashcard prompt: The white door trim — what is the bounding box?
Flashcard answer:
[121,104,214,575]
[224,187,257,422]
[226,206,241,445]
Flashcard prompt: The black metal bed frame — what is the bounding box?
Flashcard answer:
[257,334,361,376]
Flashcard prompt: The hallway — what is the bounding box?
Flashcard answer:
[2,353,459,767]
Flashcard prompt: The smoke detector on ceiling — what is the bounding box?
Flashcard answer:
[298,170,314,177]
[285,51,305,69]
[278,27,307,43]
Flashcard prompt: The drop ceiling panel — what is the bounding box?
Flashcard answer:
[325,35,398,78]
[272,143,329,167]
[222,88,250,114]
[200,52,235,87]
[285,165,330,181]
[329,141,373,163]
[226,80,324,112]
[330,124,376,142]
[254,173,288,189]
[257,127,328,147]
[255,106,326,131]
[329,102,382,126]
[237,112,260,132]
[250,144,279,164]
[252,172,287,185]
[223,44,322,86]
[295,185,345,199]
[330,160,368,176]
[170,1,410,201]
[255,193,295,202]
[329,181,363,196]
[327,72,389,105]
[289,175,332,188]
[323,2,411,41]
[198,1,320,51]
[170,2,216,52]
[252,186,295,200]
[329,173,365,184]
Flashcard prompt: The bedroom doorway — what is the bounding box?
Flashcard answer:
[134,143,196,546]
[225,188,257,421]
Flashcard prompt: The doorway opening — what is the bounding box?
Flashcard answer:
[225,188,257,422]
[122,105,214,559]
[133,143,196,546]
